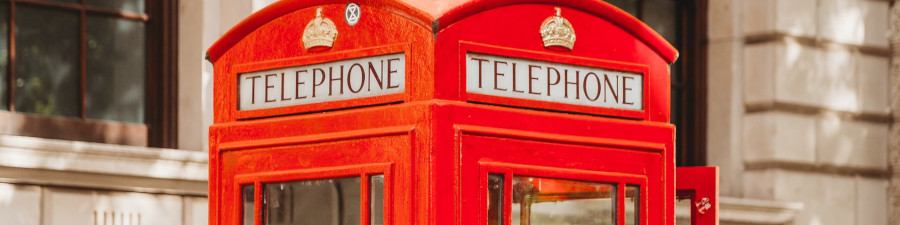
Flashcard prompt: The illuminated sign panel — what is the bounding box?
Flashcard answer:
[238,53,405,110]
[466,53,643,111]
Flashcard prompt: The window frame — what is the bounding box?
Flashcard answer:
[0,0,178,148]
[479,162,648,225]
[235,163,394,225]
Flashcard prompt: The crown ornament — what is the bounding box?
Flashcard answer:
[302,8,338,50]
[540,7,576,50]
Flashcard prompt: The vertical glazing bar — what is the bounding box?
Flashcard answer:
[503,173,512,225]
[254,182,262,225]
[618,183,626,225]
[361,173,370,225]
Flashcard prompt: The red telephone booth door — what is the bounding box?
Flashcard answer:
[430,1,679,225]
[206,2,434,225]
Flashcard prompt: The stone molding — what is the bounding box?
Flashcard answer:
[0,135,208,195]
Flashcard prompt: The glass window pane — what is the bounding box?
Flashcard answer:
[642,0,680,47]
[34,0,79,4]
[487,174,504,225]
[86,16,145,123]
[87,0,145,13]
[675,196,691,225]
[243,185,255,225]
[625,186,639,225]
[0,3,7,111]
[604,0,639,17]
[511,176,616,225]
[370,175,384,225]
[265,177,361,225]
[14,5,79,118]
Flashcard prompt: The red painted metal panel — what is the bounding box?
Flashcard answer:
[210,3,434,123]
[208,2,689,225]
[433,3,672,121]
[676,167,720,225]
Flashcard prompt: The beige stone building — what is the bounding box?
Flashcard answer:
[0,0,895,225]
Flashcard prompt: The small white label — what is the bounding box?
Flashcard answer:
[238,53,405,110]
[466,53,643,110]
[345,3,360,26]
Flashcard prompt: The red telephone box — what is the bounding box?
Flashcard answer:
[207,1,717,225]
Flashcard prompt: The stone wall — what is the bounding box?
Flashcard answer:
[707,0,892,224]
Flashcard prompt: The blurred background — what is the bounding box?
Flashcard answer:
[0,0,894,224]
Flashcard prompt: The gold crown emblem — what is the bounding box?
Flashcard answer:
[302,8,338,50]
[540,7,576,50]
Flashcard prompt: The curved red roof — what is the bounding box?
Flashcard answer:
[206,0,433,63]
[206,0,678,63]
[434,0,678,63]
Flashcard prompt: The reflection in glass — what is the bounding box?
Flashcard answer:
[35,0,78,4]
[265,177,361,225]
[243,185,255,225]
[14,5,79,118]
[675,196,691,225]
[370,175,384,225]
[487,174,504,225]
[86,16,145,123]
[511,176,616,225]
[625,186,640,225]
[87,0,145,13]
[0,3,7,110]
[604,0,639,16]
[641,0,679,47]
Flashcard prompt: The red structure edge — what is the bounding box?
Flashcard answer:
[206,0,433,63]
[435,0,679,63]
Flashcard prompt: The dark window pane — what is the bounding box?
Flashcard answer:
[605,0,639,17]
[625,186,639,225]
[14,5,79,118]
[642,0,680,47]
[670,89,681,127]
[86,16,145,123]
[487,174,504,225]
[265,177,361,225]
[0,3,7,111]
[34,0,79,4]
[243,185,255,225]
[370,175,384,225]
[511,176,615,225]
[87,0,145,13]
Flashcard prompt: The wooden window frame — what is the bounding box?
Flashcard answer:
[0,0,177,148]
[672,0,708,166]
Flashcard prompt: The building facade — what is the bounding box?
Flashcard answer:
[0,0,895,225]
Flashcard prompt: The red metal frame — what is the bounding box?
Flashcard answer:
[478,162,649,225]
[208,2,434,123]
[207,1,694,225]
[433,3,673,122]
[676,167,719,225]
[234,163,393,225]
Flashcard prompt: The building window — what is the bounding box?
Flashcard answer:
[0,0,177,147]
[607,0,708,166]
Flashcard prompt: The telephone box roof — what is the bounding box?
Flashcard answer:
[206,0,678,64]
